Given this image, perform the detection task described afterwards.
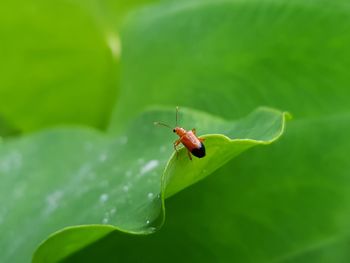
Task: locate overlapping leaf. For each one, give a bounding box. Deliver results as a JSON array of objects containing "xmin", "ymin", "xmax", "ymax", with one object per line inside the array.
[{"xmin": 0, "ymin": 107, "xmax": 287, "ymax": 262}]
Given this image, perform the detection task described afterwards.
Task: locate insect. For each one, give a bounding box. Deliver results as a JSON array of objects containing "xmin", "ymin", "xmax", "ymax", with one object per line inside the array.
[{"xmin": 154, "ymin": 107, "xmax": 206, "ymax": 160}]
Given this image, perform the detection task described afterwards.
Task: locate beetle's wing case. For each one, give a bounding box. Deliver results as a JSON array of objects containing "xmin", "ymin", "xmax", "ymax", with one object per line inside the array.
[
  {"xmin": 181, "ymin": 131, "xmax": 206, "ymax": 158},
  {"xmin": 181, "ymin": 131, "xmax": 200, "ymax": 149}
]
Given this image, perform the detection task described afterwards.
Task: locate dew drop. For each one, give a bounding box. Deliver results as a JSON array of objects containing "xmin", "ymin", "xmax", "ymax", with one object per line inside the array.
[
  {"xmin": 147, "ymin": 192, "xmax": 154, "ymax": 199},
  {"xmin": 110, "ymin": 208, "xmax": 116, "ymax": 214},
  {"xmin": 99, "ymin": 153, "xmax": 108, "ymax": 162},
  {"xmin": 120, "ymin": 136, "xmax": 128, "ymax": 145},
  {"xmin": 0, "ymin": 151, "xmax": 22, "ymax": 173},
  {"xmin": 99, "ymin": 193, "xmax": 109, "ymax": 203},
  {"xmin": 140, "ymin": 160, "xmax": 159, "ymax": 175},
  {"xmin": 44, "ymin": 190, "xmax": 64, "ymax": 215}
]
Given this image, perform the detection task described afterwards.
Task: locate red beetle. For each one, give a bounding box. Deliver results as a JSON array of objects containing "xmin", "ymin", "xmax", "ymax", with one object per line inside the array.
[{"xmin": 154, "ymin": 107, "xmax": 206, "ymax": 160}]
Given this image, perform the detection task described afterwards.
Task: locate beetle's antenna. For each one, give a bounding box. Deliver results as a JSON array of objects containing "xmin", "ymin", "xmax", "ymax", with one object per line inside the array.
[
  {"xmin": 154, "ymin": 121, "xmax": 172, "ymax": 129},
  {"xmin": 176, "ymin": 106, "xmax": 179, "ymax": 127}
]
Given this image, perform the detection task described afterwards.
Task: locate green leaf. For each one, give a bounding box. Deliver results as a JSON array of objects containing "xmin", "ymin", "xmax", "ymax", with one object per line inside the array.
[
  {"xmin": 3, "ymin": 0, "xmax": 350, "ymax": 262},
  {"xmin": 85, "ymin": 0, "xmax": 350, "ymax": 262},
  {"xmin": 0, "ymin": 0, "xmax": 171, "ymax": 133},
  {"xmin": 0, "ymin": 107, "xmax": 287, "ymax": 262},
  {"xmin": 0, "ymin": 0, "xmax": 118, "ymax": 132},
  {"xmin": 163, "ymin": 107, "xmax": 289, "ymax": 198},
  {"xmin": 109, "ymin": 0, "xmax": 350, "ymax": 132},
  {"xmin": 62, "ymin": 114, "xmax": 350, "ymax": 263}
]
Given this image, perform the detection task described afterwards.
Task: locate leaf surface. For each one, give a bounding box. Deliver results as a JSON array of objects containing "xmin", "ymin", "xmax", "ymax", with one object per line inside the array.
[
  {"xmin": 0, "ymin": 0, "xmax": 118, "ymax": 132},
  {"xmin": 0, "ymin": 107, "xmax": 287, "ymax": 262}
]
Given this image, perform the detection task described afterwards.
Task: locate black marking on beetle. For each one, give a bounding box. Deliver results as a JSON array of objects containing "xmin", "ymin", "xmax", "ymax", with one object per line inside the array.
[{"xmin": 191, "ymin": 142, "xmax": 206, "ymax": 158}]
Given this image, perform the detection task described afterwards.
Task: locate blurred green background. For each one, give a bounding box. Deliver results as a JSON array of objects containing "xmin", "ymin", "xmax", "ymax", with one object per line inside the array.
[{"xmin": 1, "ymin": 0, "xmax": 350, "ymax": 262}]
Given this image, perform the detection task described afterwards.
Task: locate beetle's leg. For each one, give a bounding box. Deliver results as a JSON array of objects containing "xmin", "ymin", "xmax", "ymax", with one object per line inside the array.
[
  {"xmin": 199, "ymin": 137, "xmax": 205, "ymax": 142},
  {"xmin": 192, "ymin": 128, "xmax": 197, "ymax": 135},
  {"xmin": 187, "ymin": 150, "xmax": 193, "ymax": 161},
  {"xmin": 173, "ymin": 139, "xmax": 181, "ymax": 158}
]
